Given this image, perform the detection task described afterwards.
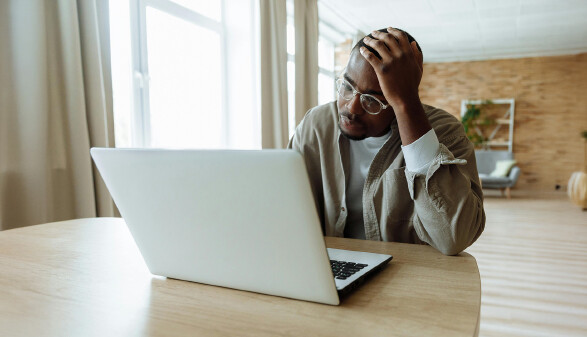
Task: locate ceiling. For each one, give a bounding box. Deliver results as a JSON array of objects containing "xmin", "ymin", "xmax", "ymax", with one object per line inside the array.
[{"xmin": 318, "ymin": 0, "xmax": 587, "ymax": 63}]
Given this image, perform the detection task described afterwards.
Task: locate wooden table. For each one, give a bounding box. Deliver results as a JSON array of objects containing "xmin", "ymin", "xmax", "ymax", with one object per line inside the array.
[{"xmin": 0, "ymin": 218, "xmax": 480, "ymax": 336}]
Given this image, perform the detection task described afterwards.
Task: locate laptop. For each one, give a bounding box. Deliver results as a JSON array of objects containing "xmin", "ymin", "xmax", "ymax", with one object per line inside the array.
[{"xmin": 90, "ymin": 148, "xmax": 392, "ymax": 305}]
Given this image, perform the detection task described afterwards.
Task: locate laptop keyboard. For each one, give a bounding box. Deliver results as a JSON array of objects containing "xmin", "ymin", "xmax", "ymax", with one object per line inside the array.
[{"xmin": 330, "ymin": 260, "xmax": 368, "ymax": 280}]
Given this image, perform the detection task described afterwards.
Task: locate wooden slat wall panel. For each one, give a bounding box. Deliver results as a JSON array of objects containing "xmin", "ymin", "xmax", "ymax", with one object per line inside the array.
[{"xmin": 420, "ymin": 53, "xmax": 587, "ymax": 191}]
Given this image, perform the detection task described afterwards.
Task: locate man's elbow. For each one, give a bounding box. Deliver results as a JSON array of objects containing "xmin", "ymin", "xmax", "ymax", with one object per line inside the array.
[
  {"xmin": 436, "ymin": 242, "xmax": 467, "ymax": 256},
  {"xmin": 437, "ymin": 222, "xmax": 485, "ymax": 256}
]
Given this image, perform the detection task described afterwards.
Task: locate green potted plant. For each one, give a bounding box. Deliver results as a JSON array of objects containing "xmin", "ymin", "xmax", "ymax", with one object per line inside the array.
[{"xmin": 461, "ymin": 100, "xmax": 495, "ymax": 148}]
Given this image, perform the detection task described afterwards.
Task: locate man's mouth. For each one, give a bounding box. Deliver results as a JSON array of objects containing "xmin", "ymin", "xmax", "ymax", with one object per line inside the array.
[{"xmin": 339, "ymin": 114, "xmax": 365, "ymax": 130}]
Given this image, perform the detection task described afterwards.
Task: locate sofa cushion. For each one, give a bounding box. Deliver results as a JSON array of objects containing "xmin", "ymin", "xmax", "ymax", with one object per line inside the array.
[
  {"xmin": 475, "ymin": 150, "xmax": 514, "ymax": 175},
  {"xmin": 490, "ymin": 159, "xmax": 517, "ymax": 177},
  {"xmin": 480, "ymin": 176, "xmax": 511, "ymax": 185}
]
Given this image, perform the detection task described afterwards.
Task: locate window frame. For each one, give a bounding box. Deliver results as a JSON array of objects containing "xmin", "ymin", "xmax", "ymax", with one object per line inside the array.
[
  {"xmin": 317, "ymin": 35, "xmax": 337, "ymax": 104},
  {"xmin": 128, "ymin": 0, "xmax": 228, "ymax": 148}
]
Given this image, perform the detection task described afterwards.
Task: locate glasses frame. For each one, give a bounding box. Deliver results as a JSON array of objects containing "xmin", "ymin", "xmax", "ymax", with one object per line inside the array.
[{"xmin": 336, "ymin": 78, "xmax": 390, "ymax": 115}]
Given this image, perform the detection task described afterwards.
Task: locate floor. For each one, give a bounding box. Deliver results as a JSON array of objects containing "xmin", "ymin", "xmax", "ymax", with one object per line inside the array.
[{"xmin": 465, "ymin": 191, "xmax": 587, "ymax": 337}]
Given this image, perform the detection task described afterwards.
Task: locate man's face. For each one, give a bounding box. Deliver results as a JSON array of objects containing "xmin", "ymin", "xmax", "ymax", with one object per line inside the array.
[{"xmin": 337, "ymin": 50, "xmax": 395, "ymax": 141}]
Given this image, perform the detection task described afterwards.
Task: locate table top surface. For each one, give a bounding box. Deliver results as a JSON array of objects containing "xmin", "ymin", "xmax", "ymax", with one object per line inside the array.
[{"xmin": 0, "ymin": 218, "xmax": 480, "ymax": 337}]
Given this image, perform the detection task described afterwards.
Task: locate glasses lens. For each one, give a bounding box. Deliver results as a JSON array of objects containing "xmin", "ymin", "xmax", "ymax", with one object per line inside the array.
[
  {"xmin": 361, "ymin": 95, "xmax": 382, "ymax": 114},
  {"xmin": 336, "ymin": 79, "xmax": 354, "ymax": 100}
]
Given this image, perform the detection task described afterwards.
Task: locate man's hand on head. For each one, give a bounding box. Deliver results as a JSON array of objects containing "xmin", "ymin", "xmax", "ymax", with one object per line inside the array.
[
  {"xmin": 360, "ymin": 27, "xmax": 431, "ymax": 145},
  {"xmin": 360, "ymin": 27, "xmax": 424, "ymax": 111}
]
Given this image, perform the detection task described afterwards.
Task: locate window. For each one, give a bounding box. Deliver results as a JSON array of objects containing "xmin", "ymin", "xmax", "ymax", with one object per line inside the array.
[
  {"xmin": 109, "ymin": 0, "xmax": 259, "ymax": 149},
  {"xmin": 145, "ymin": 5, "xmax": 224, "ymax": 149},
  {"xmin": 317, "ymin": 1, "xmax": 358, "ymax": 105},
  {"xmin": 285, "ymin": 1, "xmax": 345, "ymax": 137},
  {"xmin": 317, "ymin": 36, "xmax": 336, "ymax": 105}
]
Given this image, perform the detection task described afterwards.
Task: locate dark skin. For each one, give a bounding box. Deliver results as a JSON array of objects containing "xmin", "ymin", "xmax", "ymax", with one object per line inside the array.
[{"xmin": 337, "ymin": 27, "xmax": 432, "ymax": 145}]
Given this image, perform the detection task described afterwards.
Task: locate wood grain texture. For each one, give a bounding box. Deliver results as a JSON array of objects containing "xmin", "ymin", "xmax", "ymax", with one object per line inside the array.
[
  {"xmin": 0, "ymin": 218, "xmax": 480, "ymax": 337},
  {"xmin": 466, "ymin": 192, "xmax": 587, "ymax": 336},
  {"xmin": 419, "ymin": 53, "xmax": 587, "ymax": 191}
]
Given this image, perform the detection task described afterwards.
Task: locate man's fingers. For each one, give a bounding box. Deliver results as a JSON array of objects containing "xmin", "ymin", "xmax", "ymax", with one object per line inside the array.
[
  {"xmin": 386, "ymin": 27, "xmax": 411, "ymax": 51},
  {"xmin": 370, "ymin": 30, "xmax": 400, "ymax": 57},
  {"xmin": 359, "ymin": 46, "xmax": 382, "ymax": 68},
  {"xmin": 362, "ymin": 36, "xmax": 389, "ymax": 60}
]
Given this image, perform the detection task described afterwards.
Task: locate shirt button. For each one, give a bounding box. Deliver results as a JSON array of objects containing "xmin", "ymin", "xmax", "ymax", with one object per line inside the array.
[{"xmin": 341, "ymin": 207, "xmax": 346, "ymax": 212}]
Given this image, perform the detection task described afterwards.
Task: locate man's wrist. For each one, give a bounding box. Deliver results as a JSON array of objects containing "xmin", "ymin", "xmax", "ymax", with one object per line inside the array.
[
  {"xmin": 389, "ymin": 94, "xmax": 422, "ymax": 116},
  {"xmin": 392, "ymin": 95, "xmax": 432, "ymax": 145}
]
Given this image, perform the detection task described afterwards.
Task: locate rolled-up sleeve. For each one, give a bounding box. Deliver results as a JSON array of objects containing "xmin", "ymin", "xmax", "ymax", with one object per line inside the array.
[
  {"xmin": 404, "ymin": 135, "xmax": 485, "ymax": 255},
  {"xmin": 402, "ymin": 128, "xmax": 441, "ymax": 175}
]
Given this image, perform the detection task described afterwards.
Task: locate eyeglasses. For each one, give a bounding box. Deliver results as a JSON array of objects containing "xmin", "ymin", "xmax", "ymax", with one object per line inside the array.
[{"xmin": 336, "ymin": 78, "xmax": 390, "ymax": 115}]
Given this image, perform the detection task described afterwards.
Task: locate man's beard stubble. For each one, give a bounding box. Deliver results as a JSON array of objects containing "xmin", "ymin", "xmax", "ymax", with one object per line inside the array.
[{"xmin": 337, "ymin": 120, "xmax": 367, "ymax": 141}]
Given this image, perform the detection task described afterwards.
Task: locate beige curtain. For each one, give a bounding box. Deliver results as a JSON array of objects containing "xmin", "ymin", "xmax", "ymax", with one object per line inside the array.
[
  {"xmin": 259, "ymin": 0, "xmax": 289, "ymax": 149},
  {"xmin": 0, "ymin": 0, "xmax": 116, "ymax": 230},
  {"xmin": 294, "ymin": 0, "xmax": 318, "ymax": 126}
]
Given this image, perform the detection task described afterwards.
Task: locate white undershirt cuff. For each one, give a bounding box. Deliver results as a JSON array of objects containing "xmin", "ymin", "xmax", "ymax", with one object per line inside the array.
[{"xmin": 401, "ymin": 129, "xmax": 440, "ymax": 175}]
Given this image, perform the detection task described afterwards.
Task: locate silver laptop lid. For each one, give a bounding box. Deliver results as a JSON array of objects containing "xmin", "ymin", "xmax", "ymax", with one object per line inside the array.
[{"xmin": 91, "ymin": 148, "xmax": 340, "ymax": 305}]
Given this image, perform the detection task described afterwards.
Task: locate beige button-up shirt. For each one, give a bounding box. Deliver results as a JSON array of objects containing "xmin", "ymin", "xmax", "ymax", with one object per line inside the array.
[{"xmin": 288, "ymin": 101, "xmax": 485, "ymax": 255}]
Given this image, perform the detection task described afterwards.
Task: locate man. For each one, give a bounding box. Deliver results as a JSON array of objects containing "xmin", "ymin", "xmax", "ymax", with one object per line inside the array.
[{"xmin": 288, "ymin": 27, "xmax": 485, "ymax": 255}]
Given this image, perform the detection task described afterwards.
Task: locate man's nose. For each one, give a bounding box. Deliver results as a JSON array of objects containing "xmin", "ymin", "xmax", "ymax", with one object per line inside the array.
[{"xmin": 347, "ymin": 94, "xmax": 365, "ymax": 115}]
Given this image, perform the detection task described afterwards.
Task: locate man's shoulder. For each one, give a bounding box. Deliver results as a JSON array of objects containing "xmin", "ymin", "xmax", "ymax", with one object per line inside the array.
[
  {"xmin": 301, "ymin": 101, "xmax": 338, "ymax": 127},
  {"xmin": 294, "ymin": 101, "xmax": 339, "ymax": 143},
  {"xmin": 422, "ymin": 104, "xmax": 466, "ymax": 141}
]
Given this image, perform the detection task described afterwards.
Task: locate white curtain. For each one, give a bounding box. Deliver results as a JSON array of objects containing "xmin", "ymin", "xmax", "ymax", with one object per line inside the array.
[
  {"xmin": 0, "ymin": 0, "xmax": 116, "ymax": 230},
  {"xmin": 294, "ymin": 0, "xmax": 318, "ymax": 126},
  {"xmin": 259, "ymin": 0, "xmax": 289, "ymax": 149}
]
